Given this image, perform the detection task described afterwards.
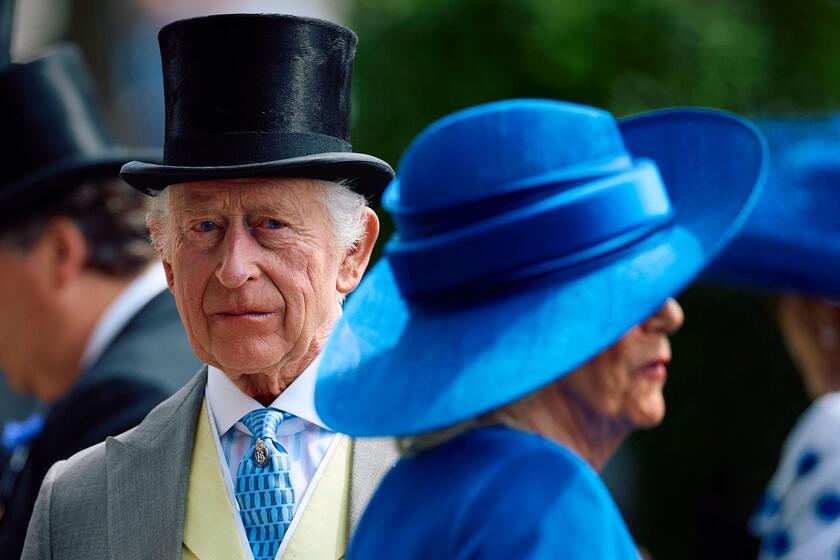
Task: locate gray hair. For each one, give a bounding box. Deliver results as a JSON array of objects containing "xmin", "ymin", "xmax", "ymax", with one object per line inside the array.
[{"xmin": 146, "ymin": 178, "xmax": 368, "ymax": 260}]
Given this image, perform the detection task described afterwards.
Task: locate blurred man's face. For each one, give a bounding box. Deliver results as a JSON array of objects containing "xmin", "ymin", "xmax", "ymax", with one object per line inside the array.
[
  {"xmin": 0, "ymin": 242, "xmax": 55, "ymax": 394},
  {"xmin": 162, "ymin": 178, "xmax": 345, "ymax": 379}
]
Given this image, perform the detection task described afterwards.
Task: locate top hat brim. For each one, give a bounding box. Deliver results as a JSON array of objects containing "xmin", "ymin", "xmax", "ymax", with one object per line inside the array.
[
  {"xmin": 120, "ymin": 152, "xmax": 395, "ymax": 206},
  {"xmin": 313, "ymin": 108, "xmax": 767, "ymax": 437},
  {"xmin": 2, "ymin": 147, "xmax": 162, "ymax": 219}
]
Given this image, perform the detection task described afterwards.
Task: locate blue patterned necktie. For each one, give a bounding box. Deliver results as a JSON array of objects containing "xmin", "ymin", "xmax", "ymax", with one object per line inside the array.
[{"xmin": 235, "ymin": 408, "xmax": 296, "ymax": 560}]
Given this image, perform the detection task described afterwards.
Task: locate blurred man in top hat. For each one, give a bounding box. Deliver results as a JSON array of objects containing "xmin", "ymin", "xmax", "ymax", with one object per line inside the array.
[
  {"xmin": 23, "ymin": 14, "xmax": 397, "ymax": 560},
  {"xmin": 0, "ymin": 1, "xmax": 201, "ymax": 557},
  {"xmin": 0, "ymin": 0, "xmax": 37, "ymax": 438}
]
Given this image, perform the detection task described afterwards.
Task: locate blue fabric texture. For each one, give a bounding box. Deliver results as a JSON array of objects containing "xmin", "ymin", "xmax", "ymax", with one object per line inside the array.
[
  {"xmin": 234, "ymin": 408, "xmax": 296, "ymax": 560},
  {"xmin": 348, "ymin": 426, "xmax": 638, "ymax": 559},
  {"xmin": 1, "ymin": 414, "xmax": 44, "ymax": 451},
  {"xmin": 315, "ymin": 99, "xmax": 768, "ymax": 437},
  {"xmin": 709, "ymin": 115, "xmax": 840, "ymax": 298}
]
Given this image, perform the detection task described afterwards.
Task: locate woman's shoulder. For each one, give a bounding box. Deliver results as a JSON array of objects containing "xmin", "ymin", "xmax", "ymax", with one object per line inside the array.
[
  {"xmin": 447, "ymin": 427, "xmax": 638, "ymax": 559},
  {"xmin": 461, "ymin": 426, "xmax": 610, "ymax": 498}
]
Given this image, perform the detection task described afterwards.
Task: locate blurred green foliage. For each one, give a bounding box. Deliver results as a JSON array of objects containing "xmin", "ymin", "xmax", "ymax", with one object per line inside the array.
[
  {"xmin": 348, "ymin": 1, "xmax": 830, "ymax": 558},
  {"xmin": 349, "ymin": 0, "xmax": 840, "ymax": 167}
]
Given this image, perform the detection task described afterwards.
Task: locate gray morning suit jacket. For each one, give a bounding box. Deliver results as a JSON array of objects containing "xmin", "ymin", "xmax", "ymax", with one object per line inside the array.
[{"xmin": 20, "ymin": 367, "xmax": 396, "ymax": 559}]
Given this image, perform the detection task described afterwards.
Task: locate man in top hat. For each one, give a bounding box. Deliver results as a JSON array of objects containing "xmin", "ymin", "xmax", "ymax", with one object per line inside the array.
[
  {"xmin": 0, "ymin": 1, "xmax": 201, "ymax": 557},
  {"xmin": 23, "ymin": 14, "xmax": 396, "ymax": 560}
]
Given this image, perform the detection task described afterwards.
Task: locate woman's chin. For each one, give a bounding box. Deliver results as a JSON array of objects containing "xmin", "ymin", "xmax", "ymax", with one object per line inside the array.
[{"xmin": 630, "ymin": 398, "xmax": 666, "ymax": 429}]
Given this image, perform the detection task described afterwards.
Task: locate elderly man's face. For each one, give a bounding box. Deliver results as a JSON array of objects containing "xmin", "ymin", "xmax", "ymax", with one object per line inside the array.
[
  {"xmin": 163, "ymin": 178, "xmax": 355, "ymax": 377},
  {"xmin": 559, "ymin": 298, "xmax": 685, "ymax": 430}
]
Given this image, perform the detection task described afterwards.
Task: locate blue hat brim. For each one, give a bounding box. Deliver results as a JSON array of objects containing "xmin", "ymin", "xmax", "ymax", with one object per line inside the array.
[
  {"xmin": 315, "ymin": 108, "xmax": 767, "ymax": 436},
  {"xmin": 708, "ymin": 117, "xmax": 840, "ymax": 298},
  {"xmin": 710, "ymin": 230, "xmax": 840, "ymax": 298}
]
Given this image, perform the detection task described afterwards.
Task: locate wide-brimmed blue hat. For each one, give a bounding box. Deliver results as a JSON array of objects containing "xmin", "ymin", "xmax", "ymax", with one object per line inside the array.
[
  {"xmin": 708, "ymin": 116, "xmax": 840, "ymax": 298},
  {"xmin": 315, "ymin": 99, "xmax": 767, "ymax": 437}
]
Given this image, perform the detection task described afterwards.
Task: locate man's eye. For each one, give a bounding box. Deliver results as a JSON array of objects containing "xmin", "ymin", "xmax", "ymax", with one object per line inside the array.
[
  {"xmin": 260, "ymin": 218, "xmax": 285, "ymax": 230},
  {"xmin": 193, "ymin": 221, "xmax": 218, "ymax": 233}
]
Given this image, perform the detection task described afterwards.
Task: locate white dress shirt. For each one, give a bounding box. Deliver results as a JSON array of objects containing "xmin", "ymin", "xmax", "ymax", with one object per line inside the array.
[
  {"xmin": 205, "ymin": 356, "xmax": 337, "ymax": 558},
  {"xmin": 79, "ymin": 264, "xmax": 168, "ymax": 371}
]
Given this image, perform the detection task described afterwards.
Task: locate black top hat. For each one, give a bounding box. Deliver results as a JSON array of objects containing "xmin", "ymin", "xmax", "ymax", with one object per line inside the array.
[
  {"xmin": 120, "ymin": 14, "xmax": 395, "ymax": 204},
  {"xmin": 0, "ymin": 44, "xmax": 160, "ymax": 217}
]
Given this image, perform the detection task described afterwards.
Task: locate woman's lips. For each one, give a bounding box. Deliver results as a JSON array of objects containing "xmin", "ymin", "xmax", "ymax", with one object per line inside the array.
[{"xmin": 638, "ymin": 358, "xmax": 670, "ymax": 381}]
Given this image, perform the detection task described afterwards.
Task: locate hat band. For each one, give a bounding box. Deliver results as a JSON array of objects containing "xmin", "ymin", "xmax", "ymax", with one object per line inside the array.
[
  {"xmin": 386, "ymin": 160, "xmax": 673, "ymax": 301},
  {"xmin": 387, "ymin": 155, "xmax": 637, "ymax": 238},
  {"xmin": 163, "ymin": 132, "xmax": 351, "ymax": 167}
]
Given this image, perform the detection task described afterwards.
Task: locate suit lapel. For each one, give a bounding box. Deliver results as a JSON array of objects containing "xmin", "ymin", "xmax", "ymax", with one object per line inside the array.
[
  {"xmin": 182, "ymin": 399, "xmax": 248, "ymax": 560},
  {"xmin": 106, "ymin": 368, "xmax": 207, "ymax": 560},
  {"xmin": 347, "ymin": 438, "xmax": 398, "ymax": 536}
]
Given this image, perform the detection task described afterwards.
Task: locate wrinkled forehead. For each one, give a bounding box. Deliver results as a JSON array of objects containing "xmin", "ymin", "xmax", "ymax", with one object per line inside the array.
[{"xmin": 167, "ymin": 177, "xmax": 324, "ymax": 218}]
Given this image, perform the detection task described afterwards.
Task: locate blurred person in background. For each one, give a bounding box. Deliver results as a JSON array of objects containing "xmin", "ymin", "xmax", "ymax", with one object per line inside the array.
[
  {"xmin": 314, "ymin": 99, "xmax": 767, "ymax": 558},
  {"xmin": 0, "ymin": 0, "xmax": 37, "ymax": 443},
  {"xmin": 0, "ymin": 2, "xmax": 200, "ymax": 556},
  {"xmin": 22, "ymin": 14, "xmax": 396, "ymax": 560},
  {"xmin": 711, "ymin": 117, "xmax": 840, "ymax": 559}
]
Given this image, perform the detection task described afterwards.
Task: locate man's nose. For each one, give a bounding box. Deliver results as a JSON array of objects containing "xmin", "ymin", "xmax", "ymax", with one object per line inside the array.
[
  {"xmin": 215, "ymin": 223, "xmax": 261, "ymax": 289},
  {"xmin": 641, "ymin": 297, "xmax": 685, "ymax": 336}
]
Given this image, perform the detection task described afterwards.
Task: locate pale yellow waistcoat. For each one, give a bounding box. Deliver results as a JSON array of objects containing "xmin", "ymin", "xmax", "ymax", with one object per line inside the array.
[{"xmin": 181, "ymin": 400, "xmax": 351, "ymax": 560}]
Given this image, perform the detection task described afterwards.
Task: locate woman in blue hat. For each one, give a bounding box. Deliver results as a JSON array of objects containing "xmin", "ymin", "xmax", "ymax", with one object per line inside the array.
[
  {"xmin": 711, "ymin": 117, "xmax": 840, "ymax": 560},
  {"xmin": 315, "ymin": 99, "xmax": 768, "ymax": 558}
]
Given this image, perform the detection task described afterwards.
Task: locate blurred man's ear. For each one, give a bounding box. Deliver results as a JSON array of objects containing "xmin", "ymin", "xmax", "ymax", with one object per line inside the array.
[
  {"xmin": 336, "ymin": 207, "xmax": 380, "ymax": 297},
  {"xmin": 40, "ymin": 217, "xmax": 88, "ymax": 291}
]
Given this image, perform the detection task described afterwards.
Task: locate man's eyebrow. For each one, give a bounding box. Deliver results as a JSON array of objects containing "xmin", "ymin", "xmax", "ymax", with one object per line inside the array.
[{"xmin": 172, "ymin": 201, "xmax": 303, "ymax": 221}]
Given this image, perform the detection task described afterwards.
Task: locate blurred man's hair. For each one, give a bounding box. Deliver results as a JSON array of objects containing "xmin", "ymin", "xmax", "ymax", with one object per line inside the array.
[{"xmin": 1, "ymin": 177, "xmax": 155, "ymax": 277}]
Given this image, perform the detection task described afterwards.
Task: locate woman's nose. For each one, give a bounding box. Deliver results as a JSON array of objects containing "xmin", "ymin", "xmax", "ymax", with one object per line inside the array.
[{"xmin": 642, "ymin": 298, "xmax": 685, "ymax": 336}]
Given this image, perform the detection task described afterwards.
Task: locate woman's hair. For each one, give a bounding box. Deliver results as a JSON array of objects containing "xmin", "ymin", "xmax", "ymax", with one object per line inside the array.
[{"xmin": 395, "ymin": 411, "xmax": 524, "ymax": 457}]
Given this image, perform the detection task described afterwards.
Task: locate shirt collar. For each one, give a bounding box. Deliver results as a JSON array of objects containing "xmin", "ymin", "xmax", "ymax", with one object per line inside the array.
[
  {"xmin": 80, "ymin": 263, "xmax": 168, "ymax": 371},
  {"xmin": 207, "ymin": 352, "xmax": 330, "ymax": 437}
]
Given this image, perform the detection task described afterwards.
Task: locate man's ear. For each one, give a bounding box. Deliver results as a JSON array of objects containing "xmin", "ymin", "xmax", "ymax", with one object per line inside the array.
[
  {"xmin": 40, "ymin": 217, "xmax": 88, "ymax": 291},
  {"xmin": 336, "ymin": 207, "xmax": 380, "ymax": 297},
  {"xmin": 147, "ymin": 219, "xmax": 176, "ymax": 293},
  {"xmin": 162, "ymin": 259, "xmax": 176, "ymax": 293}
]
